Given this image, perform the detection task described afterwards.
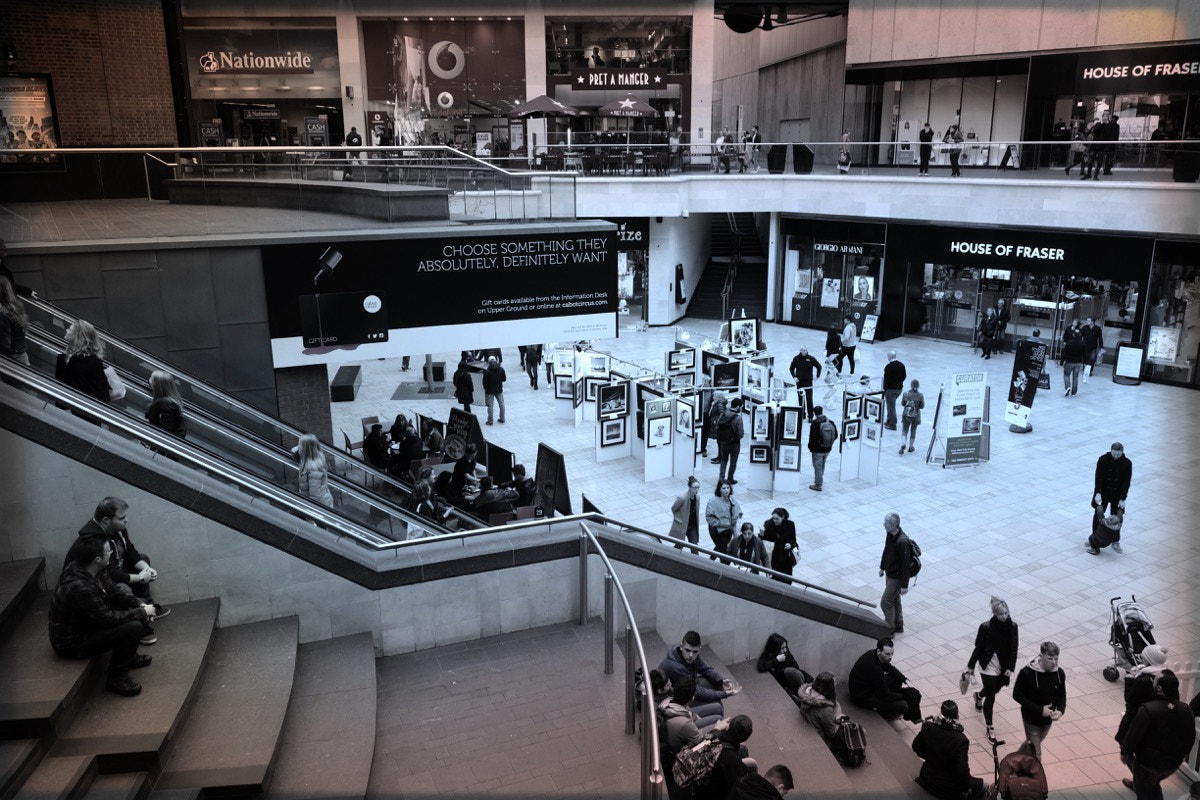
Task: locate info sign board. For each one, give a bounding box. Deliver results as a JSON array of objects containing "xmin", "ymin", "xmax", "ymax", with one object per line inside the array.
[{"xmin": 945, "ymin": 371, "xmax": 986, "ymax": 466}]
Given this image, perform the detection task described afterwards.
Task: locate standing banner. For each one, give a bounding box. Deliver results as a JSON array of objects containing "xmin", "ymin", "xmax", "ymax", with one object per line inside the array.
[
  {"xmin": 946, "ymin": 372, "xmax": 987, "ymax": 466},
  {"xmin": 1004, "ymin": 340, "xmax": 1048, "ymax": 427}
]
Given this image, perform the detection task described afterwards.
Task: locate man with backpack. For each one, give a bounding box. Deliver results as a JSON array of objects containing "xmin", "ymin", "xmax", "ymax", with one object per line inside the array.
[
  {"xmin": 878, "ymin": 512, "xmax": 914, "ymax": 634},
  {"xmin": 716, "ymin": 397, "xmax": 745, "ymax": 485},
  {"xmin": 807, "ymin": 406, "xmax": 837, "ymax": 492}
]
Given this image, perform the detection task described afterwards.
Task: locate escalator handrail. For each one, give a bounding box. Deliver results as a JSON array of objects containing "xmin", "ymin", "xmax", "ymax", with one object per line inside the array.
[
  {"xmin": 22, "ymin": 325, "xmax": 467, "ymax": 537},
  {"xmin": 0, "ymin": 356, "xmax": 400, "ymax": 549},
  {"xmin": 20, "ymin": 296, "xmax": 484, "ymax": 531}
]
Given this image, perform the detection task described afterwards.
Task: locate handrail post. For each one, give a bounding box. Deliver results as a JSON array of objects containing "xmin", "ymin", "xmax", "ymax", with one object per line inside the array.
[
  {"xmin": 577, "ymin": 532, "xmax": 588, "ymax": 625},
  {"xmin": 604, "ymin": 572, "xmax": 615, "ymax": 675},
  {"xmin": 624, "ymin": 624, "xmax": 636, "ymax": 735}
]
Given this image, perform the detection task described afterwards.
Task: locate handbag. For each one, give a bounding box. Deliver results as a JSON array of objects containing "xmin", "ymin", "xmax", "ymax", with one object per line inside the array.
[{"xmin": 104, "ymin": 365, "xmax": 126, "ymax": 401}]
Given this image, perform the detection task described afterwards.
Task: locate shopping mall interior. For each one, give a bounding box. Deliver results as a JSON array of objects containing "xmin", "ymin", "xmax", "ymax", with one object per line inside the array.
[{"xmin": 0, "ymin": 1, "xmax": 1197, "ymax": 799}]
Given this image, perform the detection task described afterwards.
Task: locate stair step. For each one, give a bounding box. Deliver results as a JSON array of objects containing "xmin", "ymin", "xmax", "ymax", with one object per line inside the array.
[
  {"xmin": 0, "ymin": 595, "xmax": 98, "ymax": 740},
  {"xmin": 14, "ymin": 754, "xmax": 94, "ymax": 800},
  {"xmin": 0, "ymin": 739, "xmax": 42, "ymax": 799},
  {"xmin": 49, "ymin": 598, "xmax": 220, "ymax": 772},
  {"xmin": 82, "ymin": 771, "xmax": 150, "ymax": 800},
  {"xmin": 154, "ymin": 616, "xmax": 298, "ymax": 796},
  {"xmin": 840, "ymin": 709, "xmax": 928, "ymax": 798},
  {"xmin": 0, "ymin": 559, "xmax": 44, "ymax": 647},
  {"xmin": 261, "ymin": 632, "xmax": 376, "ymax": 800}
]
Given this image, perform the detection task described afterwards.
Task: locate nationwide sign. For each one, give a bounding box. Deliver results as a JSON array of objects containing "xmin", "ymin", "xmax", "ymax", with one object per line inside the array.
[{"xmin": 198, "ymin": 49, "xmax": 314, "ymax": 75}]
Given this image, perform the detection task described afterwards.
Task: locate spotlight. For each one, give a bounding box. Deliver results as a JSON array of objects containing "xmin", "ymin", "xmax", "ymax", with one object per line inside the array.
[{"xmin": 313, "ymin": 247, "xmax": 343, "ymax": 285}]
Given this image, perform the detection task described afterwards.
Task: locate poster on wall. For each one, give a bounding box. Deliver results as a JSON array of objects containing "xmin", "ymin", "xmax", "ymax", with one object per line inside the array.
[
  {"xmin": 263, "ymin": 231, "xmax": 618, "ymax": 368},
  {"xmin": 820, "ymin": 278, "xmax": 841, "ymax": 308},
  {"xmin": 0, "ymin": 74, "xmax": 62, "ymax": 171}
]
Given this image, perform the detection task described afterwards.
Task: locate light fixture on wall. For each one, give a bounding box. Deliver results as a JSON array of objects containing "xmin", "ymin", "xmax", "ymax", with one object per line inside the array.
[{"xmin": 313, "ymin": 247, "xmax": 343, "ymax": 285}]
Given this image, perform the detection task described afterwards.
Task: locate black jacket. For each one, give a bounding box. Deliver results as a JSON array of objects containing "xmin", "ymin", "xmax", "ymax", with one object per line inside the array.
[
  {"xmin": 912, "ymin": 717, "xmax": 975, "ymax": 800},
  {"xmin": 761, "ymin": 518, "xmax": 797, "ymax": 573},
  {"xmin": 728, "ymin": 771, "xmax": 783, "ymax": 800},
  {"xmin": 481, "ymin": 364, "xmax": 506, "ymax": 394},
  {"xmin": 78, "ymin": 519, "xmax": 145, "ymax": 588},
  {"xmin": 1120, "ymin": 697, "xmax": 1196, "ymax": 771},
  {"xmin": 452, "ymin": 368, "xmax": 474, "ymax": 404},
  {"xmin": 1094, "ymin": 452, "xmax": 1132, "ymax": 500},
  {"xmin": 788, "ymin": 353, "xmax": 821, "ymax": 387},
  {"xmin": 879, "ymin": 529, "xmax": 912, "ymax": 586},
  {"xmin": 1061, "ymin": 337, "xmax": 1087, "ymax": 365},
  {"xmin": 57, "ymin": 352, "xmax": 109, "ymax": 403},
  {"xmin": 967, "ymin": 617, "xmax": 1018, "ymax": 675},
  {"xmin": 807, "ymin": 414, "xmax": 836, "ymax": 454},
  {"xmin": 49, "ymin": 563, "xmax": 147, "ymax": 653},
  {"xmin": 848, "ymin": 648, "xmax": 909, "ymax": 708},
  {"xmin": 882, "ymin": 359, "xmax": 907, "ymax": 391},
  {"xmin": 1012, "ymin": 657, "xmax": 1067, "ymax": 725},
  {"xmin": 146, "ymin": 397, "xmax": 187, "ymax": 438}
]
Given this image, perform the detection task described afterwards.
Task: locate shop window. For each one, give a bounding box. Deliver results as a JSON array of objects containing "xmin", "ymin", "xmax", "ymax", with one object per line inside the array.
[{"xmin": 1144, "ymin": 244, "xmax": 1200, "ymax": 386}]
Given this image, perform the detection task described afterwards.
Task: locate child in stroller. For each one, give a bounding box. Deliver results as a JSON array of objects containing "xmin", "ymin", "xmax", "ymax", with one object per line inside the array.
[{"xmin": 1102, "ymin": 596, "xmax": 1156, "ymax": 682}]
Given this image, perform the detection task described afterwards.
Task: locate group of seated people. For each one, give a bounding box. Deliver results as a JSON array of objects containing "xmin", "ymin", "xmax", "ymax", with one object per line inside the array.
[
  {"xmin": 648, "ymin": 631, "xmax": 990, "ymax": 800},
  {"xmin": 362, "ymin": 414, "xmax": 443, "ymax": 479},
  {"xmin": 401, "ymin": 442, "xmax": 537, "ymax": 531}
]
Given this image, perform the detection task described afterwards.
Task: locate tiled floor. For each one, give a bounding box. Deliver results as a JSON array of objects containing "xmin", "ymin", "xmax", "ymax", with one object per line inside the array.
[{"xmin": 342, "ymin": 320, "xmax": 1199, "ymax": 799}]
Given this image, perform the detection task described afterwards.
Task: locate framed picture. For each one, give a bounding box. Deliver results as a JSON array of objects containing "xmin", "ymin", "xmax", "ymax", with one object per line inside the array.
[
  {"xmin": 554, "ymin": 350, "xmax": 574, "ymax": 375},
  {"xmin": 820, "ymin": 278, "xmax": 841, "ymax": 309},
  {"xmin": 598, "ymin": 382, "xmax": 628, "ymax": 419},
  {"xmin": 702, "ymin": 349, "xmax": 728, "ymax": 379},
  {"xmin": 711, "ymin": 361, "xmax": 741, "ymax": 389},
  {"xmin": 743, "ymin": 362, "xmax": 767, "ymax": 402},
  {"xmin": 862, "ymin": 423, "xmax": 880, "ymax": 448},
  {"xmin": 844, "ymin": 419, "xmax": 860, "ymax": 441},
  {"xmin": 781, "ymin": 408, "xmax": 801, "ymax": 441},
  {"xmin": 668, "ymin": 347, "xmax": 696, "ymax": 371},
  {"xmin": 776, "ymin": 443, "xmax": 800, "ymax": 472},
  {"xmin": 864, "ymin": 398, "xmax": 882, "ymax": 424},
  {"xmin": 601, "ymin": 418, "xmax": 625, "ymax": 447},
  {"xmin": 573, "ymin": 377, "xmax": 585, "ymax": 408},
  {"xmin": 0, "ymin": 74, "xmax": 63, "ymax": 172},
  {"xmin": 729, "ymin": 317, "xmax": 758, "ymax": 354},
  {"xmin": 585, "ymin": 376, "xmax": 605, "ymax": 402},
  {"xmin": 588, "ymin": 353, "xmax": 610, "ymax": 376},
  {"xmin": 646, "ymin": 398, "xmax": 673, "ymax": 417},
  {"xmin": 751, "ymin": 405, "xmax": 771, "ymax": 441},
  {"xmin": 676, "ymin": 399, "xmax": 694, "ymax": 437},
  {"xmin": 647, "ymin": 415, "xmax": 672, "ymax": 448},
  {"xmin": 749, "ymin": 444, "xmax": 771, "ymax": 465},
  {"xmin": 845, "ymin": 397, "xmax": 862, "ymax": 419},
  {"xmin": 670, "ymin": 372, "xmax": 695, "ymax": 391},
  {"xmin": 555, "ymin": 375, "xmax": 574, "ymax": 399}
]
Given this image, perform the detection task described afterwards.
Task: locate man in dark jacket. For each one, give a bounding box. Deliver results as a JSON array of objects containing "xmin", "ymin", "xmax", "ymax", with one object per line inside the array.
[
  {"xmin": 472, "ymin": 476, "xmax": 518, "ymax": 517},
  {"xmin": 716, "ymin": 398, "xmax": 745, "ymax": 485},
  {"xmin": 1120, "ymin": 671, "xmax": 1196, "ymax": 799},
  {"xmin": 1061, "ymin": 334, "xmax": 1087, "ymax": 396},
  {"xmin": 698, "ymin": 715, "xmax": 753, "ymax": 800},
  {"xmin": 788, "ymin": 347, "xmax": 821, "ymax": 420},
  {"xmin": 878, "ymin": 512, "xmax": 912, "ymax": 634},
  {"xmin": 882, "ymin": 351, "xmax": 907, "ymax": 429},
  {"xmin": 78, "ymin": 496, "xmax": 166, "ymax": 629},
  {"xmin": 1011, "ymin": 641, "xmax": 1066, "ymax": 760},
  {"xmin": 1092, "ymin": 111, "xmax": 1120, "ymax": 177},
  {"xmin": 912, "ymin": 701, "xmax": 986, "ymax": 800},
  {"xmin": 523, "ymin": 343, "xmax": 542, "ymax": 388},
  {"xmin": 482, "ymin": 356, "xmax": 506, "ymax": 425},
  {"xmin": 807, "ymin": 406, "xmax": 837, "ymax": 492},
  {"xmin": 505, "ymin": 463, "xmax": 535, "ymax": 507},
  {"xmin": 362, "ymin": 423, "xmax": 391, "ymax": 471},
  {"xmin": 50, "ymin": 535, "xmax": 155, "ymax": 696},
  {"xmin": 659, "ymin": 631, "xmax": 739, "ymax": 721},
  {"xmin": 848, "ymin": 637, "xmax": 922, "ymax": 723},
  {"xmin": 729, "ymin": 764, "xmax": 793, "ymax": 799},
  {"xmin": 1094, "ymin": 442, "xmax": 1132, "ymax": 520}
]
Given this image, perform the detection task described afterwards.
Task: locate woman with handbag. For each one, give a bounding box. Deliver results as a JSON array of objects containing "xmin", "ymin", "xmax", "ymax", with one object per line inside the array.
[
  {"xmin": 56, "ymin": 319, "xmax": 114, "ymax": 403},
  {"xmin": 964, "ymin": 596, "xmax": 1018, "ymax": 742},
  {"xmin": 943, "ymin": 123, "xmax": 964, "ymax": 177},
  {"xmin": 762, "ymin": 507, "xmax": 798, "ymax": 583},
  {"xmin": 704, "ymin": 479, "xmax": 742, "ymax": 563}
]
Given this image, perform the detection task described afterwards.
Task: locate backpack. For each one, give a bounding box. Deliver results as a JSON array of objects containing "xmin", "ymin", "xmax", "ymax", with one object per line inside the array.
[
  {"xmin": 716, "ymin": 411, "xmax": 738, "ymax": 445},
  {"xmin": 904, "ymin": 536, "xmax": 923, "ymax": 580},
  {"xmin": 671, "ymin": 738, "xmax": 723, "ymax": 794},
  {"xmin": 817, "ymin": 418, "xmax": 836, "ymax": 449},
  {"xmin": 902, "ymin": 398, "xmax": 918, "ymax": 421},
  {"xmin": 830, "ymin": 720, "xmax": 867, "ymax": 767}
]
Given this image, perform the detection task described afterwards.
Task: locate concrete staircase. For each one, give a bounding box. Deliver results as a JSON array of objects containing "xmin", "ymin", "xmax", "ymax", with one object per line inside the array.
[
  {"xmin": 689, "ymin": 213, "xmax": 769, "ymax": 320},
  {"xmin": 0, "ymin": 559, "xmax": 375, "ymax": 800}
]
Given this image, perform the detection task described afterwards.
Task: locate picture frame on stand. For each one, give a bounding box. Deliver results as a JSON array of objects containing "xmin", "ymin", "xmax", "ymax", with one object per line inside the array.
[
  {"xmin": 845, "ymin": 397, "xmax": 862, "ymax": 419},
  {"xmin": 598, "ymin": 382, "xmax": 629, "ymax": 419},
  {"xmin": 668, "ymin": 348, "xmax": 696, "ymax": 371},
  {"xmin": 729, "ymin": 317, "xmax": 758, "ymax": 354},
  {"xmin": 585, "ymin": 376, "xmax": 605, "ymax": 402},
  {"xmin": 676, "ymin": 399, "xmax": 695, "ymax": 438},
  {"xmin": 601, "ymin": 418, "xmax": 625, "ymax": 447},
  {"xmin": 555, "ymin": 375, "xmax": 574, "ymax": 399},
  {"xmin": 751, "ymin": 405, "xmax": 771, "ymax": 441},
  {"xmin": 749, "ymin": 444, "xmax": 771, "ymax": 466},
  {"xmin": 844, "ymin": 419, "xmax": 861, "ymax": 441},
  {"xmin": 864, "ymin": 397, "xmax": 882, "ymax": 424},
  {"xmin": 647, "ymin": 415, "xmax": 673, "ymax": 448},
  {"xmin": 780, "ymin": 408, "xmax": 800, "ymax": 441},
  {"xmin": 776, "ymin": 443, "xmax": 800, "ymax": 471}
]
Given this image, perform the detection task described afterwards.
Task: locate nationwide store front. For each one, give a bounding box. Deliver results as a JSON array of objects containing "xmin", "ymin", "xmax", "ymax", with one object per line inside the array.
[{"xmin": 182, "ymin": 18, "xmax": 345, "ymax": 148}]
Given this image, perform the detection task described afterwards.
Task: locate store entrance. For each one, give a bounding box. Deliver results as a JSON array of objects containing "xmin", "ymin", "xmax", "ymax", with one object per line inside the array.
[{"xmin": 910, "ymin": 264, "xmax": 980, "ymax": 344}]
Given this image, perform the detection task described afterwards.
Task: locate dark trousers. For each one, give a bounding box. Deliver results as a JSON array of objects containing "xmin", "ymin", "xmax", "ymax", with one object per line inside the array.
[
  {"xmin": 719, "ymin": 441, "xmax": 741, "ymax": 481},
  {"xmin": 919, "ymin": 146, "xmax": 931, "ymax": 173},
  {"xmin": 836, "ymin": 346, "xmax": 856, "ymax": 374},
  {"xmin": 54, "ymin": 619, "xmax": 144, "ymax": 674},
  {"xmin": 949, "ymin": 152, "xmax": 961, "ymax": 176},
  {"xmin": 798, "ymin": 385, "xmax": 815, "ymax": 419},
  {"xmin": 709, "ymin": 526, "xmax": 733, "ymax": 562},
  {"xmin": 674, "ymin": 526, "xmax": 699, "ymax": 553},
  {"xmin": 1131, "ymin": 760, "xmax": 1174, "ymax": 800},
  {"xmin": 978, "ymin": 672, "xmax": 1004, "ymax": 726},
  {"xmin": 526, "ymin": 361, "xmax": 539, "ymax": 388},
  {"xmin": 884, "ymin": 388, "xmax": 901, "ymax": 427}
]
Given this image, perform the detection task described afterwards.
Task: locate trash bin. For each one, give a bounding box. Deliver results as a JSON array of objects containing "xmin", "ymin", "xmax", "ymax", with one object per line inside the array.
[{"xmin": 792, "ymin": 144, "xmax": 815, "ymax": 174}]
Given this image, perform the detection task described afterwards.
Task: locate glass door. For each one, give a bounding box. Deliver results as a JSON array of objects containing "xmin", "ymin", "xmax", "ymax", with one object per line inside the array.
[{"xmin": 912, "ymin": 263, "xmax": 979, "ymax": 343}]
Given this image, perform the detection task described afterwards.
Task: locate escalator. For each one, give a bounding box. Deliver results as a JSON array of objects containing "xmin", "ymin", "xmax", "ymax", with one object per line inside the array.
[{"xmin": 15, "ymin": 298, "xmax": 484, "ymax": 545}]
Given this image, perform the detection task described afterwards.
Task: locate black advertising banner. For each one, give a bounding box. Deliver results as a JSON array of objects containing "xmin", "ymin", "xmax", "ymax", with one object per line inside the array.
[
  {"xmin": 533, "ymin": 444, "xmax": 571, "ymax": 517},
  {"xmin": 442, "ymin": 408, "xmax": 486, "ymax": 466},
  {"xmin": 263, "ymin": 230, "xmax": 618, "ymax": 368},
  {"xmin": 1004, "ymin": 340, "xmax": 1048, "ymax": 428}
]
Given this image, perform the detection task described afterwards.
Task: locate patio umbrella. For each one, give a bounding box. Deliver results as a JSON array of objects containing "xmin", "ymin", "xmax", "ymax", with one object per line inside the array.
[
  {"xmin": 508, "ymin": 95, "xmax": 579, "ymax": 150},
  {"xmin": 598, "ymin": 93, "xmax": 658, "ymax": 149}
]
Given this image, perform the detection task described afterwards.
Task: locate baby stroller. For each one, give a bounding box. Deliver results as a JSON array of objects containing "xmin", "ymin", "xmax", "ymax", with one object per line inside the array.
[
  {"xmin": 987, "ymin": 738, "xmax": 1048, "ymax": 800},
  {"xmin": 1102, "ymin": 595, "xmax": 1156, "ymax": 681}
]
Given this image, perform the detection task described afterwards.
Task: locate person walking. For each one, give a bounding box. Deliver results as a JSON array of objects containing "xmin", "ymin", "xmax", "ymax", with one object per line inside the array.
[
  {"xmin": 452, "ymin": 360, "xmax": 474, "ymax": 413},
  {"xmin": 1012, "ymin": 641, "xmax": 1066, "ymax": 760},
  {"xmin": 882, "ymin": 351, "xmax": 906, "ymax": 430},
  {"xmin": 705, "ymin": 479, "xmax": 742, "ymax": 561},
  {"xmin": 978, "ymin": 307, "xmax": 999, "ymax": 359},
  {"xmin": 808, "ymin": 406, "xmax": 837, "ymax": 492},
  {"xmin": 1061, "ymin": 333, "xmax": 1086, "ymax": 396},
  {"xmin": 343, "ymin": 126, "xmax": 362, "ymax": 181},
  {"xmin": 899, "ymin": 380, "xmax": 924, "ymax": 455},
  {"xmin": 1120, "ymin": 671, "xmax": 1197, "ymax": 800},
  {"xmin": 482, "ymin": 356, "xmax": 506, "ymax": 425},
  {"xmin": 835, "ymin": 315, "xmax": 858, "ymax": 375},
  {"xmin": 943, "ymin": 123, "xmax": 964, "ymax": 177},
  {"xmin": 725, "ymin": 522, "xmax": 769, "ymax": 572},
  {"xmin": 715, "ymin": 397, "xmax": 745, "ymax": 484},
  {"xmin": 994, "ymin": 298, "xmax": 1012, "ymax": 353},
  {"xmin": 918, "ymin": 122, "xmax": 934, "ymax": 176},
  {"xmin": 761, "ymin": 507, "xmax": 798, "ymax": 583},
  {"xmin": 824, "ymin": 324, "xmax": 841, "ymax": 363},
  {"xmin": 523, "ymin": 343, "xmax": 543, "ymax": 389},
  {"xmin": 668, "ymin": 476, "xmax": 702, "ymax": 552},
  {"xmin": 878, "ymin": 512, "xmax": 913, "ymax": 634},
  {"xmin": 789, "ymin": 347, "xmax": 822, "ymax": 420},
  {"xmin": 1093, "ymin": 442, "xmax": 1131, "ymax": 553},
  {"xmin": 56, "ymin": 319, "xmax": 112, "ymax": 403},
  {"xmin": 1079, "ymin": 316, "xmax": 1103, "ymax": 381},
  {"xmin": 964, "ymin": 597, "xmax": 1018, "ymax": 742}
]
